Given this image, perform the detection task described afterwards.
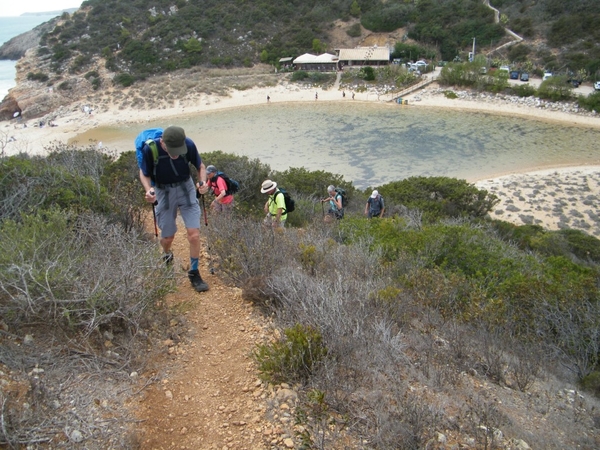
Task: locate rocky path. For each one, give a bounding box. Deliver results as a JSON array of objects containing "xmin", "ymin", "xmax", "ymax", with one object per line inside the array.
[{"xmin": 131, "ymin": 233, "xmax": 299, "ymax": 449}]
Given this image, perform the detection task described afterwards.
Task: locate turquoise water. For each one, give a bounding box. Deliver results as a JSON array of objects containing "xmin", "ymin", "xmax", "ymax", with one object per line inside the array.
[{"xmin": 72, "ymin": 102, "xmax": 600, "ymax": 189}]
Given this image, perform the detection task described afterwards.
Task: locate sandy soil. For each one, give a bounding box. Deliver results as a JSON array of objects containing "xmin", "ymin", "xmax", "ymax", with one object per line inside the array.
[{"xmin": 132, "ymin": 222, "xmax": 303, "ymax": 450}]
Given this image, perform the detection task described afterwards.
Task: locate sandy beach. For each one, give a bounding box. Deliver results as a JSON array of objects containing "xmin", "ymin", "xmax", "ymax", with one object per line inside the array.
[{"xmin": 2, "ymin": 77, "xmax": 600, "ymax": 236}]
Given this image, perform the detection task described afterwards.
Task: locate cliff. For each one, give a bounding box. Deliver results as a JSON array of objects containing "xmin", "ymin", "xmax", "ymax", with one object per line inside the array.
[{"xmin": 0, "ymin": 19, "xmax": 57, "ymax": 60}]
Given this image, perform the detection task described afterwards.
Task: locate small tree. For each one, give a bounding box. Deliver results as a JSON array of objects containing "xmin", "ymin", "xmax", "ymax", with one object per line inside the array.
[
  {"xmin": 360, "ymin": 66, "xmax": 376, "ymax": 81},
  {"xmin": 312, "ymin": 39, "xmax": 325, "ymax": 54},
  {"xmin": 350, "ymin": 0, "xmax": 361, "ymax": 17},
  {"xmin": 183, "ymin": 37, "xmax": 202, "ymax": 53}
]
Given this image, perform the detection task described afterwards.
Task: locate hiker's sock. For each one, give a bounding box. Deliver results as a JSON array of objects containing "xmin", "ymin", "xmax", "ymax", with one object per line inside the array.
[{"xmin": 190, "ymin": 257, "xmax": 199, "ymax": 271}]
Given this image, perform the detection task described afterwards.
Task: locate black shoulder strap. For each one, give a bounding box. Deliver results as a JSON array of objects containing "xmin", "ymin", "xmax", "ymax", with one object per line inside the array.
[{"xmin": 272, "ymin": 190, "xmax": 286, "ymax": 213}]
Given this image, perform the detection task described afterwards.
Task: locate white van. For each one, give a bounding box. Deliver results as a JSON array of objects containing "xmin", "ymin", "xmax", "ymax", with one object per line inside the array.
[{"xmin": 543, "ymin": 72, "xmax": 553, "ymax": 81}]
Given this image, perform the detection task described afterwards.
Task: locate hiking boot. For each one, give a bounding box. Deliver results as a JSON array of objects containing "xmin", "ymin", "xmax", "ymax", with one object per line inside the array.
[
  {"xmin": 188, "ymin": 270, "xmax": 209, "ymax": 292},
  {"xmin": 162, "ymin": 251, "xmax": 174, "ymax": 266}
]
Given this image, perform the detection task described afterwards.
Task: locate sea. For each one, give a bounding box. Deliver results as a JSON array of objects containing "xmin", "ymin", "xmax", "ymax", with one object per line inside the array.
[{"xmin": 0, "ymin": 14, "xmax": 60, "ymax": 100}]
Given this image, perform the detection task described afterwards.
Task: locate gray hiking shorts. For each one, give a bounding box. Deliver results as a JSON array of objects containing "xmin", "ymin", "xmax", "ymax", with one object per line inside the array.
[{"xmin": 155, "ymin": 178, "xmax": 201, "ymax": 238}]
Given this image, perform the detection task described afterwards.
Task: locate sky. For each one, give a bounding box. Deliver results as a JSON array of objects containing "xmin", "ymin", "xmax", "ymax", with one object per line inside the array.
[{"xmin": 1, "ymin": 0, "xmax": 82, "ymax": 17}]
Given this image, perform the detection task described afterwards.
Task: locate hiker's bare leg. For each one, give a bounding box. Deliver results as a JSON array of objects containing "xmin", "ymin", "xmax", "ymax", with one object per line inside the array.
[
  {"xmin": 187, "ymin": 228, "xmax": 200, "ymax": 259},
  {"xmin": 161, "ymin": 236, "xmax": 175, "ymax": 253}
]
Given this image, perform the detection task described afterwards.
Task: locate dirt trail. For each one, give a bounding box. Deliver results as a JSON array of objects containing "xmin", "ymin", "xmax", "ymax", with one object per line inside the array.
[{"xmin": 131, "ymin": 230, "xmax": 284, "ymax": 449}]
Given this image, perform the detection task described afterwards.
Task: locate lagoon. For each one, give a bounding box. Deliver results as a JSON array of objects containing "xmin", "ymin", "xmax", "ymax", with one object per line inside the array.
[{"xmin": 71, "ymin": 102, "xmax": 600, "ymax": 189}]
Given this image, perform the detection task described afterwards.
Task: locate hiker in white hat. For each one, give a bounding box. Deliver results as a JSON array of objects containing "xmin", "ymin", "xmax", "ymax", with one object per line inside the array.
[
  {"xmin": 261, "ymin": 179, "xmax": 287, "ymax": 228},
  {"xmin": 365, "ymin": 189, "xmax": 385, "ymax": 218}
]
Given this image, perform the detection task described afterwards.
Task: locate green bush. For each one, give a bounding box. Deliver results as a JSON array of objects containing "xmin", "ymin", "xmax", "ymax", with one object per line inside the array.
[
  {"xmin": 580, "ymin": 371, "xmax": 600, "ymax": 396},
  {"xmin": 577, "ymin": 91, "xmax": 600, "ymax": 112},
  {"xmin": 537, "ymin": 76, "xmax": 573, "ymax": 101},
  {"xmin": 0, "ymin": 152, "xmax": 110, "ymax": 221},
  {"xmin": 378, "ymin": 176, "xmax": 499, "ymax": 222},
  {"xmin": 200, "ymin": 150, "xmax": 270, "ymax": 215},
  {"xmin": 254, "ymin": 323, "xmax": 327, "ymax": 383},
  {"xmin": 510, "ymin": 83, "xmax": 537, "ymax": 97},
  {"xmin": 490, "ymin": 222, "xmax": 600, "ymax": 265},
  {"xmin": 291, "ymin": 70, "xmax": 309, "ymax": 81},
  {"xmin": 346, "ymin": 23, "xmax": 361, "ymax": 38},
  {"xmin": 439, "ymin": 63, "xmax": 478, "ymax": 88},
  {"xmin": 271, "ymin": 167, "xmax": 356, "ymax": 203},
  {"xmin": 444, "ymin": 90, "xmax": 458, "ymax": 99},
  {"xmin": 359, "ymin": 66, "xmax": 375, "ymax": 81},
  {"xmin": 114, "ymin": 72, "xmax": 135, "ymax": 87},
  {"xmin": 27, "ymin": 72, "xmax": 49, "ymax": 82},
  {"xmin": 0, "ymin": 209, "xmax": 172, "ymax": 332},
  {"xmin": 361, "ymin": 4, "xmax": 411, "ymax": 32}
]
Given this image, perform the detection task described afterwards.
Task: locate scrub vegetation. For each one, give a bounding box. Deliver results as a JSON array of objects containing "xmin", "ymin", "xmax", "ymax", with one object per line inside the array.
[
  {"xmin": 1, "ymin": 141, "xmax": 600, "ymax": 447},
  {"xmin": 29, "ymin": 0, "xmax": 600, "ymax": 87}
]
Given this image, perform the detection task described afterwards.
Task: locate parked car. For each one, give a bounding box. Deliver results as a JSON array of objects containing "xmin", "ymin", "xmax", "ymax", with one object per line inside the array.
[
  {"xmin": 595, "ymin": 81, "xmax": 600, "ymax": 91},
  {"xmin": 520, "ymin": 72, "xmax": 529, "ymax": 82},
  {"xmin": 499, "ymin": 65, "xmax": 510, "ymax": 74},
  {"xmin": 510, "ymin": 70, "xmax": 520, "ymax": 80},
  {"xmin": 567, "ymin": 78, "xmax": 581, "ymax": 88},
  {"xmin": 415, "ymin": 60, "xmax": 428, "ymax": 70},
  {"xmin": 543, "ymin": 72, "xmax": 553, "ymax": 81}
]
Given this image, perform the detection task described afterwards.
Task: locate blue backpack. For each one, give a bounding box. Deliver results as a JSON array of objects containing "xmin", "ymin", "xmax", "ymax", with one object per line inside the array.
[
  {"xmin": 135, "ymin": 128, "xmax": 163, "ymax": 169},
  {"xmin": 135, "ymin": 128, "xmax": 191, "ymax": 183}
]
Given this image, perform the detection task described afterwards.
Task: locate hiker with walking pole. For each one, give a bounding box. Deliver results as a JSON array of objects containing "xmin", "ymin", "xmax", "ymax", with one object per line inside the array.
[
  {"xmin": 321, "ymin": 185, "xmax": 344, "ymax": 223},
  {"xmin": 205, "ymin": 165, "xmax": 235, "ymax": 214},
  {"xmin": 139, "ymin": 125, "xmax": 210, "ymax": 292}
]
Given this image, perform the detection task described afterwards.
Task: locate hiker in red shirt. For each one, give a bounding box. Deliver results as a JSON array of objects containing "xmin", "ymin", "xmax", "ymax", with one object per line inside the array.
[{"xmin": 206, "ymin": 165, "xmax": 235, "ymax": 213}]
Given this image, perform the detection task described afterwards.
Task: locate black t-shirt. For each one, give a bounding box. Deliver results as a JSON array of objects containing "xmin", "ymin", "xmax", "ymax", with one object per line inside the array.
[{"xmin": 141, "ymin": 137, "xmax": 202, "ymax": 184}]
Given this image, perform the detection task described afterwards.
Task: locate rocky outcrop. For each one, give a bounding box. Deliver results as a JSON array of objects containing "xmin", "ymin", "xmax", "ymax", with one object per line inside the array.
[
  {"xmin": 0, "ymin": 19, "xmax": 57, "ymax": 60},
  {"xmin": 0, "ymin": 41, "xmax": 110, "ymax": 122},
  {"xmin": 0, "ymin": 95, "xmax": 21, "ymax": 121}
]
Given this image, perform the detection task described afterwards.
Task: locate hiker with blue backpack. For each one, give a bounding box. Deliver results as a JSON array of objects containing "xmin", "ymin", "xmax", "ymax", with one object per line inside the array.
[
  {"xmin": 137, "ymin": 125, "xmax": 210, "ymax": 293},
  {"xmin": 206, "ymin": 165, "xmax": 236, "ymax": 213}
]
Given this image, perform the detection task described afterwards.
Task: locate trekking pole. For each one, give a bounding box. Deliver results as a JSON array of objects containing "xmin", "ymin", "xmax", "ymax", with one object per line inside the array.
[
  {"xmin": 152, "ymin": 202, "xmax": 159, "ymax": 238},
  {"xmin": 150, "ymin": 189, "xmax": 158, "ymax": 238},
  {"xmin": 321, "ymin": 200, "xmax": 325, "ymax": 218},
  {"xmin": 198, "ymin": 192, "xmax": 208, "ymax": 226},
  {"xmin": 199, "ymin": 193, "xmax": 215, "ymax": 274}
]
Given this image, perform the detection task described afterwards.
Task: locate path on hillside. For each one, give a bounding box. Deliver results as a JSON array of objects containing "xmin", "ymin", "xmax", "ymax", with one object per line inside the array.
[
  {"xmin": 131, "ymin": 229, "xmax": 295, "ymax": 449},
  {"xmin": 483, "ymin": 0, "xmax": 523, "ymax": 55}
]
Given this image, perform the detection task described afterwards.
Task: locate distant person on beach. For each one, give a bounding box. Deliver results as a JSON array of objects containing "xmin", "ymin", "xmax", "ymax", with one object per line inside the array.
[
  {"xmin": 267, "ymin": 95, "xmax": 270, "ymax": 103},
  {"xmin": 315, "ymin": 92, "xmax": 318, "ymax": 100},
  {"xmin": 261, "ymin": 179, "xmax": 287, "ymax": 228},
  {"xmin": 321, "ymin": 185, "xmax": 344, "ymax": 222},
  {"xmin": 365, "ymin": 190, "xmax": 385, "ymax": 218},
  {"xmin": 138, "ymin": 125, "xmax": 210, "ymax": 292},
  {"xmin": 343, "ymin": 91, "xmax": 346, "ymax": 98},
  {"xmin": 352, "ymin": 92, "xmax": 355, "ymax": 100},
  {"xmin": 206, "ymin": 165, "xmax": 235, "ymax": 213}
]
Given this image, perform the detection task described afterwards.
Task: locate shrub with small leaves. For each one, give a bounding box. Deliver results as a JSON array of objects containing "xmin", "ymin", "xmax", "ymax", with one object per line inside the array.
[{"xmin": 254, "ymin": 323, "xmax": 327, "ymax": 383}]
